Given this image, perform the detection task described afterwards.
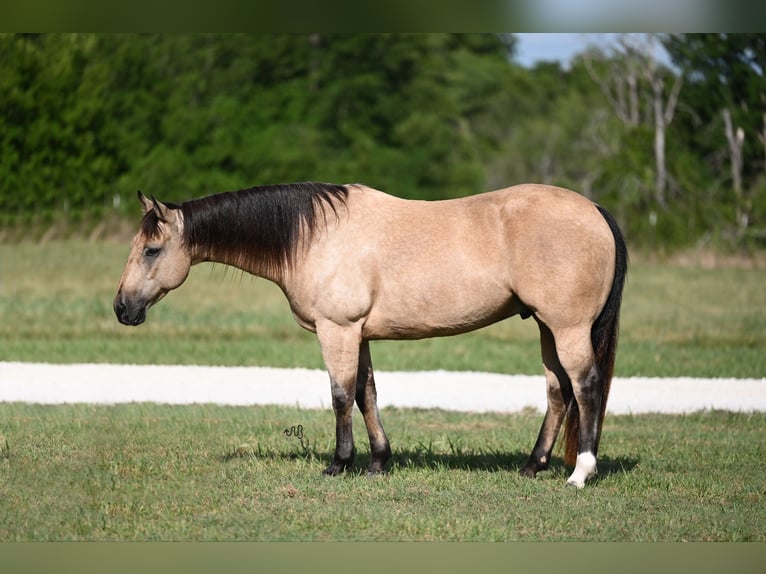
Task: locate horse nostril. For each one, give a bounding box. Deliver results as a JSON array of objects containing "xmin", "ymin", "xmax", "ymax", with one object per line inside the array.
[
  {"xmin": 114, "ymin": 297, "xmax": 121, "ymax": 312},
  {"xmin": 113, "ymin": 294, "xmax": 128, "ymax": 321},
  {"xmin": 113, "ymin": 293, "xmax": 147, "ymax": 326}
]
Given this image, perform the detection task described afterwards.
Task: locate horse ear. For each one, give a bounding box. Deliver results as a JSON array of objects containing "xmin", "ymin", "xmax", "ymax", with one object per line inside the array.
[
  {"xmin": 137, "ymin": 190, "xmax": 153, "ymax": 214},
  {"xmin": 152, "ymin": 196, "xmax": 176, "ymax": 223},
  {"xmin": 150, "ymin": 196, "xmax": 180, "ymax": 226},
  {"xmin": 137, "ymin": 190, "xmax": 180, "ymax": 226}
]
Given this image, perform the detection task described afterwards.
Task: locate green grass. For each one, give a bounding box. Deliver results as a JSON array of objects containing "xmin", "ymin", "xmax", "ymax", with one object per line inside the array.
[
  {"xmin": 1, "ymin": 239, "xmax": 765, "ymax": 376},
  {"xmin": 0, "ymin": 403, "xmax": 763, "ymax": 541}
]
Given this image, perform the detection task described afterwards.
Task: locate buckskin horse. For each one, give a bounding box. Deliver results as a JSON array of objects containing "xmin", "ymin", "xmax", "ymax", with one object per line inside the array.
[{"xmin": 114, "ymin": 182, "xmax": 627, "ymax": 487}]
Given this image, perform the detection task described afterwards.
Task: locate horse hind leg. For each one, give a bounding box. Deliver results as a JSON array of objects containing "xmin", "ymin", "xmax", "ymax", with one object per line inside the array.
[
  {"xmin": 355, "ymin": 340, "xmax": 392, "ymax": 475},
  {"xmin": 520, "ymin": 321, "xmax": 573, "ymax": 478},
  {"xmin": 555, "ymin": 327, "xmax": 605, "ymax": 488}
]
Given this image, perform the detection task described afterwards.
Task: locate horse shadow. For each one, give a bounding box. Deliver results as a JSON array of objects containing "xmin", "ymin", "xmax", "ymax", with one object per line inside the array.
[
  {"xmin": 385, "ymin": 449, "xmax": 639, "ymax": 483},
  {"xmin": 224, "ymin": 444, "xmax": 639, "ymax": 483}
]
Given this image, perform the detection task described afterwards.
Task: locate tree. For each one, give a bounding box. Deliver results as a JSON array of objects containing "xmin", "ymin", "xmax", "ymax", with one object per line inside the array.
[
  {"xmin": 584, "ymin": 34, "xmax": 682, "ymax": 207},
  {"xmin": 664, "ymin": 33, "xmax": 766, "ymax": 241},
  {"xmin": 0, "ymin": 34, "xmax": 519, "ymax": 224}
]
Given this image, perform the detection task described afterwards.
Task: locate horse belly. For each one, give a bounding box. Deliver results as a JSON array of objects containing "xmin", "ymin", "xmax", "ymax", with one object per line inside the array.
[{"xmin": 362, "ymin": 279, "xmax": 519, "ymax": 340}]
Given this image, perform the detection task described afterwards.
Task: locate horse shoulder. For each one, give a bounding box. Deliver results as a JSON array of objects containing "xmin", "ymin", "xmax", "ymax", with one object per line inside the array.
[{"xmin": 284, "ymin": 234, "xmax": 377, "ymax": 332}]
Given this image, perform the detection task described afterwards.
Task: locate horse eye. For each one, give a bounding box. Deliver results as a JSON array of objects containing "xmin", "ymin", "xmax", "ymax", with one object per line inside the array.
[{"xmin": 143, "ymin": 246, "xmax": 162, "ymax": 258}]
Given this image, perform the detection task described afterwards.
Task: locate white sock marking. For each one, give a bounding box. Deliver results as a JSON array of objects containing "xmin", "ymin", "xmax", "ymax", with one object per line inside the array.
[{"xmin": 566, "ymin": 452, "xmax": 597, "ymax": 488}]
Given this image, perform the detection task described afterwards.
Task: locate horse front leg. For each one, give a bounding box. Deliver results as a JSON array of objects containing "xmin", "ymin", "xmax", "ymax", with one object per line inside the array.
[
  {"xmin": 355, "ymin": 340, "xmax": 392, "ymax": 475},
  {"xmin": 317, "ymin": 320, "xmax": 363, "ymax": 476}
]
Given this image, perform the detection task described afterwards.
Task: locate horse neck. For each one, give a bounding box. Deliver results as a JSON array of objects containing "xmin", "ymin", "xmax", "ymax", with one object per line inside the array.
[
  {"xmin": 182, "ymin": 202, "xmax": 288, "ymax": 285},
  {"xmin": 179, "ymin": 183, "xmax": 348, "ymax": 287},
  {"xmin": 189, "ymin": 242, "xmax": 286, "ymax": 284}
]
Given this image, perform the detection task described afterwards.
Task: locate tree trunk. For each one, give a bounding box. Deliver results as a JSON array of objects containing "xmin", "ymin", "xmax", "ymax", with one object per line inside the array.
[
  {"xmin": 722, "ymin": 107, "xmax": 746, "ymax": 233},
  {"xmin": 646, "ymin": 37, "xmax": 681, "ymax": 208},
  {"xmin": 760, "ymin": 93, "xmax": 766, "ymax": 179},
  {"xmin": 653, "ymin": 80, "xmax": 667, "ymax": 206}
]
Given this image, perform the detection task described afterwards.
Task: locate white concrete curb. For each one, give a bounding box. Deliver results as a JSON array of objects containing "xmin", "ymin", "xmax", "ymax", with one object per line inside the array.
[{"xmin": 2, "ymin": 362, "xmax": 764, "ymax": 414}]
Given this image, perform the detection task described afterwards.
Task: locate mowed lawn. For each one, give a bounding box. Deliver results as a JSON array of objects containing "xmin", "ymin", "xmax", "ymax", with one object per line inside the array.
[
  {"xmin": 1, "ymin": 403, "xmax": 764, "ymax": 541},
  {"xmin": 1, "ymin": 239, "xmax": 765, "ymax": 541}
]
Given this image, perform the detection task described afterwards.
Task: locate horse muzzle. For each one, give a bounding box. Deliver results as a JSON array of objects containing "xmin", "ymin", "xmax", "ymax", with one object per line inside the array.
[{"xmin": 113, "ymin": 292, "xmax": 147, "ymax": 326}]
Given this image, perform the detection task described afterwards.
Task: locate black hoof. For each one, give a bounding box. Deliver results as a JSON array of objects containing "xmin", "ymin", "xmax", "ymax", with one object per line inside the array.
[
  {"xmin": 519, "ymin": 466, "xmax": 538, "ymax": 479},
  {"xmin": 322, "ymin": 463, "xmax": 348, "ymax": 476},
  {"xmin": 366, "ymin": 468, "xmax": 389, "ymax": 478}
]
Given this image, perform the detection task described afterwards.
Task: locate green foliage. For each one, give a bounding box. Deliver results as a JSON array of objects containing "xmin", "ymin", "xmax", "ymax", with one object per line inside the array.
[
  {"xmin": 1, "ymin": 33, "xmax": 765, "ymax": 249},
  {"xmin": 662, "ymin": 33, "xmax": 766, "ymax": 248},
  {"xmin": 0, "ymin": 33, "xmax": 512, "ymax": 224}
]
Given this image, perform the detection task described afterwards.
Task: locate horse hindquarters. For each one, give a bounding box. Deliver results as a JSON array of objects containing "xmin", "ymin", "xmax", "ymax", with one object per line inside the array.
[
  {"xmin": 565, "ymin": 205, "xmax": 628, "ymax": 488},
  {"xmin": 561, "ymin": 205, "xmax": 628, "ymax": 487},
  {"xmin": 519, "ymin": 201, "xmax": 627, "ymax": 488}
]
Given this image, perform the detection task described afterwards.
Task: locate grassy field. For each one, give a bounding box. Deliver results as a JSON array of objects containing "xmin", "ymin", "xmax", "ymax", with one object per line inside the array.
[
  {"xmin": 1, "ymin": 239, "xmax": 765, "ymax": 376},
  {"xmin": 1, "ymin": 403, "xmax": 764, "ymax": 541},
  {"xmin": 1, "ymin": 239, "xmax": 765, "ymax": 541}
]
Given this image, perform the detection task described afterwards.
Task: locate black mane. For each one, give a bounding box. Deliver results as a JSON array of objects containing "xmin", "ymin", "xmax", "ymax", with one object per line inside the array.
[
  {"xmin": 184, "ymin": 182, "xmax": 349, "ymax": 274},
  {"xmin": 142, "ymin": 182, "xmax": 349, "ymax": 275}
]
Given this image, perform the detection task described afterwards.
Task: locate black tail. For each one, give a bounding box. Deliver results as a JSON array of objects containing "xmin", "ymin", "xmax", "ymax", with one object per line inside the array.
[{"xmin": 564, "ymin": 204, "xmax": 628, "ymax": 466}]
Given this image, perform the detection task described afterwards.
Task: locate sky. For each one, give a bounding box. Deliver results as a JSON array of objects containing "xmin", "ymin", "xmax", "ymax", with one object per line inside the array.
[
  {"xmin": 513, "ymin": 33, "xmax": 673, "ymax": 69},
  {"xmin": 514, "ymin": 33, "xmax": 614, "ymax": 67}
]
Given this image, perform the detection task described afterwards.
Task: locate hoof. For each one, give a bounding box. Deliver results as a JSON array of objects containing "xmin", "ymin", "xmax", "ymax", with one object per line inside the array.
[
  {"xmin": 322, "ymin": 463, "xmax": 348, "ymax": 477},
  {"xmin": 519, "ymin": 466, "xmax": 537, "ymax": 479},
  {"xmin": 366, "ymin": 468, "xmax": 389, "ymax": 478},
  {"xmin": 565, "ymin": 452, "xmax": 596, "ymax": 489},
  {"xmin": 565, "ymin": 479, "xmax": 586, "ymax": 489}
]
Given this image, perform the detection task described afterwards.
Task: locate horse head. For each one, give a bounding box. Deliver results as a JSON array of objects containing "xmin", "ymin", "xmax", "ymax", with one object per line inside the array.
[{"xmin": 113, "ymin": 191, "xmax": 191, "ymax": 326}]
